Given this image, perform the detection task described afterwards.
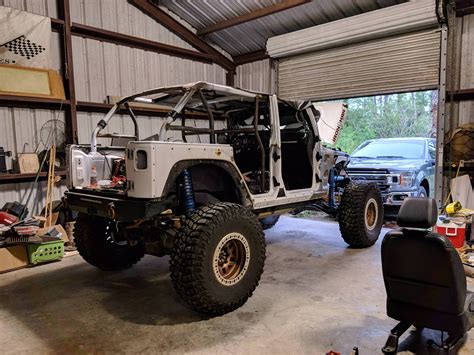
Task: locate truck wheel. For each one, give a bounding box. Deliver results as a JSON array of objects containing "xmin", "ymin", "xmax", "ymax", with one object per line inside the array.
[
  {"xmin": 338, "ymin": 182, "xmax": 383, "ymax": 248},
  {"xmin": 260, "ymin": 215, "xmax": 280, "ymax": 230},
  {"xmin": 417, "ymin": 186, "xmax": 427, "ymax": 198},
  {"xmin": 75, "ymin": 214, "xmax": 144, "ymax": 271},
  {"xmin": 170, "ymin": 203, "xmax": 266, "ymax": 315}
]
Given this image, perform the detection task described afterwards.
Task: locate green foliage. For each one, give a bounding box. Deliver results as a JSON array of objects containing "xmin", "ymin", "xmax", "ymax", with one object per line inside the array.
[{"xmin": 335, "ymin": 91, "xmax": 436, "ymax": 154}]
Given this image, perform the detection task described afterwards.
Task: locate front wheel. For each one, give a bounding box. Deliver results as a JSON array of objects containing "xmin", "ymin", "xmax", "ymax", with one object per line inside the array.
[
  {"xmin": 338, "ymin": 182, "xmax": 383, "ymax": 248},
  {"xmin": 170, "ymin": 203, "xmax": 266, "ymax": 315},
  {"xmin": 417, "ymin": 186, "xmax": 427, "ymax": 198}
]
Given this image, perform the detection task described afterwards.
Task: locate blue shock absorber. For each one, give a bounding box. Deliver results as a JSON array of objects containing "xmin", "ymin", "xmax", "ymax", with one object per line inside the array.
[
  {"xmin": 180, "ymin": 169, "xmax": 195, "ymax": 215},
  {"xmin": 328, "ymin": 168, "xmax": 336, "ymax": 210}
]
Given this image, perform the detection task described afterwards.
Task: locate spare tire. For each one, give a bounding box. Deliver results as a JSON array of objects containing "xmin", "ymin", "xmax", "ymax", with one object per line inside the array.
[
  {"xmin": 338, "ymin": 182, "xmax": 383, "ymax": 248},
  {"xmin": 75, "ymin": 214, "xmax": 144, "ymax": 270}
]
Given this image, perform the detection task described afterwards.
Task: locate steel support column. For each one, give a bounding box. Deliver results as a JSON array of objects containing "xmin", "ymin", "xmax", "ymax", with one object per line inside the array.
[
  {"xmin": 57, "ymin": 0, "xmax": 78, "ymax": 144},
  {"xmin": 435, "ymin": 25, "xmax": 448, "ymax": 207}
]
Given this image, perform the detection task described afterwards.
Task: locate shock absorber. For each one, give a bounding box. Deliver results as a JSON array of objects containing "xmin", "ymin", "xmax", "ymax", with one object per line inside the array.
[
  {"xmin": 328, "ymin": 168, "xmax": 336, "ymax": 210},
  {"xmin": 180, "ymin": 169, "xmax": 195, "ymax": 215}
]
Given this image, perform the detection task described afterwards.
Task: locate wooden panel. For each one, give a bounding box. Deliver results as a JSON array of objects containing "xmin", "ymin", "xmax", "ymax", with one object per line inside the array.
[{"xmin": 0, "ymin": 64, "xmax": 65, "ymax": 99}]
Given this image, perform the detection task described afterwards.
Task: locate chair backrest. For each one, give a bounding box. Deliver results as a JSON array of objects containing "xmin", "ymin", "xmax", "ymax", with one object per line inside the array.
[{"xmin": 382, "ymin": 198, "xmax": 466, "ymax": 315}]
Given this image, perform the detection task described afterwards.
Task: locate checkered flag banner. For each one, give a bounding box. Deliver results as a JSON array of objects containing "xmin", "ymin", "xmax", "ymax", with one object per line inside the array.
[{"xmin": 0, "ymin": 6, "xmax": 51, "ymax": 68}]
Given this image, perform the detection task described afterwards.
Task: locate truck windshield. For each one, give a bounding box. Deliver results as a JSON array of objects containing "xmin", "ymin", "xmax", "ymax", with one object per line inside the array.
[{"xmin": 352, "ymin": 140, "xmax": 425, "ymax": 159}]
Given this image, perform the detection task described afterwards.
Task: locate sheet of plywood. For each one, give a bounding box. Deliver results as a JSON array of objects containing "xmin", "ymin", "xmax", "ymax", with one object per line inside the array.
[{"xmin": 0, "ymin": 64, "xmax": 65, "ymax": 99}]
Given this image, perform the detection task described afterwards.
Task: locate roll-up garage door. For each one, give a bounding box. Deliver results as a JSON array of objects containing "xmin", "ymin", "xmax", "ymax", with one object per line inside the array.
[{"xmin": 267, "ymin": 0, "xmax": 441, "ymax": 101}]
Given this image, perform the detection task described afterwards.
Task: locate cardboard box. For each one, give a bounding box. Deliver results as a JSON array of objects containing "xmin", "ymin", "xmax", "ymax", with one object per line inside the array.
[
  {"xmin": 0, "ymin": 245, "xmax": 28, "ymax": 273},
  {"xmin": 36, "ymin": 224, "xmax": 69, "ymax": 243}
]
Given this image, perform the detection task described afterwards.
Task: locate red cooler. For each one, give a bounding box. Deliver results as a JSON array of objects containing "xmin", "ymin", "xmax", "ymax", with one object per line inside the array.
[{"xmin": 435, "ymin": 219, "xmax": 466, "ymax": 248}]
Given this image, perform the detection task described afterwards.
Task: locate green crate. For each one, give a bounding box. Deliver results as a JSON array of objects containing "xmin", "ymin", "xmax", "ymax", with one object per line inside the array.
[{"xmin": 27, "ymin": 240, "xmax": 64, "ymax": 265}]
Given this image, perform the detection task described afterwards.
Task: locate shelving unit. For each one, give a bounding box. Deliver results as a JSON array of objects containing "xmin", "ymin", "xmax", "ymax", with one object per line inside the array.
[{"xmin": 0, "ymin": 171, "xmax": 67, "ymax": 184}]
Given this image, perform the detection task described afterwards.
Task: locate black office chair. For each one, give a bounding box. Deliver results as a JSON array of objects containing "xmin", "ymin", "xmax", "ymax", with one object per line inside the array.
[{"xmin": 381, "ymin": 198, "xmax": 473, "ymax": 353}]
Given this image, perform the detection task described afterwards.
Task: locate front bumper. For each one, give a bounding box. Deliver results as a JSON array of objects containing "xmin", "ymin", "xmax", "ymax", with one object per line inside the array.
[{"xmin": 382, "ymin": 189, "xmax": 418, "ymax": 206}]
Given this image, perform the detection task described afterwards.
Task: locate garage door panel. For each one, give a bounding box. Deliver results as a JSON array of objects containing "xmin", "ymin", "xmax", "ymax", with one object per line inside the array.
[{"xmin": 278, "ymin": 30, "xmax": 441, "ymax": 101}]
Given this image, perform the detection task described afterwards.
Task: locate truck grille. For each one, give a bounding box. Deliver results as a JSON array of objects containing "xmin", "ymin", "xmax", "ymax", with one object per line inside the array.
[{"xmin": 346, "ymin": 168, "xmax": 391, "ymax": 192}]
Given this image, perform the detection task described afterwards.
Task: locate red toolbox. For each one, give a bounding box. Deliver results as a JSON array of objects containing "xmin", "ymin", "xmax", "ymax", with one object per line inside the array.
[{"xmin": 435, "ymin": 220, "xmax": 466, "ymax": 248}]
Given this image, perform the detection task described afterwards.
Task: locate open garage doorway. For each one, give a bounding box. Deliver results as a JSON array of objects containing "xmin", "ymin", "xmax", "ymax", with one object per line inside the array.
[
  {"xmin": 334, "ymin": 90, "xmax": 438, "ymax": 220},
  {"xmin": 337, "ymin": 90, "xmax": 437, "ymax": 154},
  {"xmin": 292, "ymin": 90, "xmax": 439, "ymax": 224}
]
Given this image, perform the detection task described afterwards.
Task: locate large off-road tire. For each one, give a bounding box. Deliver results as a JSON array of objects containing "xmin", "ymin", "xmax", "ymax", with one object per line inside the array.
[
  {"xmin": 260, "ymin": 215, "xmax": 280, "ymax": 230},
  {"xmin": 338, "ymin": 182, "xmax": 383, "ymax": 248},
  {"xmin": 75, "ymin": 214, "xmax": 145, "ymax": 271},
  {"xmin": 170, "ymin": 203, "xmax": 266, "ymax": 315}
]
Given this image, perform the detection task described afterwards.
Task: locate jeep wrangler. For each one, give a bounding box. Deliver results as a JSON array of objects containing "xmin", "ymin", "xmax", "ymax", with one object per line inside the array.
[{"xmin": 66, "ymin": 82, "xmax": 383, "ymax": 315}]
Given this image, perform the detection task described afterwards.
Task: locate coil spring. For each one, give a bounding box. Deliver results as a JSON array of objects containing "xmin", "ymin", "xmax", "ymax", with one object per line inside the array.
[
  {"xmin": 328, "ymin": 168, "xmax": 336, "ymax": 210},
  {"xmin": 180, "ymin": 169, "xmax": 195, "ymax": 215}
]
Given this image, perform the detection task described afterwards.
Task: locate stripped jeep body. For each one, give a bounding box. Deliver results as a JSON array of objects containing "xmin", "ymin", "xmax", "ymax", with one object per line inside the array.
[
  {"xmin": 67, "ymin": 82, "xmax": 347, "ymax": 220},
  {"xmin": 65, "ymin": 82, "xmax": 382, "ymax": 315}
]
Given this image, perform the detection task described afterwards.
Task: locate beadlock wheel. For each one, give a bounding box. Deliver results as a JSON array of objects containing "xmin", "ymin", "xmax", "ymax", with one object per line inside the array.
[
  {"xmin": 170, "ymin": 202, "xmax": 266, "ymax": 315},
  {"xmin": 338, "ymin": 182, "xmax": 383, "ymax": 248},
  {"xmin": 364, "ymin": 198, "xmax": 378, "ymax": 231},
  {"xmin": 213, "ymin": 232, "xmax": 251, "ymax": 286}
]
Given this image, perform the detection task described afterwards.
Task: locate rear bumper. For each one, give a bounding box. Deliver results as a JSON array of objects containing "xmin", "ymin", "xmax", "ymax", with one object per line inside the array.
[{"xmin": 64, "ymin": 190, "xmax": 173, "ymax": 221}]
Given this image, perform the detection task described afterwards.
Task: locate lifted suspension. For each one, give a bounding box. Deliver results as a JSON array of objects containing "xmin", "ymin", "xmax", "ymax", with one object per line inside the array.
[{"xmin": 180, "ymin": 169, "xmax": 196, "ymax": 215}]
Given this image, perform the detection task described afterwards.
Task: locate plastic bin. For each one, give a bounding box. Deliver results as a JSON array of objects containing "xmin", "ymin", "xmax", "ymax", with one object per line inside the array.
[{"xmin": 27, "ymin": 240, "xmax": 64, "ymax": 265}]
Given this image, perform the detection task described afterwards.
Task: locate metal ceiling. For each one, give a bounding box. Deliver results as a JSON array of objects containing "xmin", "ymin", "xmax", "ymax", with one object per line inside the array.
[{"xmin": 158, "ymin": 0, "xmax": 407, "ymax": 56}]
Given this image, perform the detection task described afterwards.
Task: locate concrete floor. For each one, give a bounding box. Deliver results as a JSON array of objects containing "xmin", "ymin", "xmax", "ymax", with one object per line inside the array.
[{"xmin": 0, "ymin": 216, "xmax": 473, "ymax": 354}]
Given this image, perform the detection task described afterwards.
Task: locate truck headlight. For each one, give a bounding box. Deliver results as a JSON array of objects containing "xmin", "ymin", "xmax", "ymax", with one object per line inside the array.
[
  {"xmin": 386, "ymin": 174, "xmax": 400, "ymax": 184},
  {"xmin": 400, "ymin": 172, "xmax": 415, "ymax": 187}
]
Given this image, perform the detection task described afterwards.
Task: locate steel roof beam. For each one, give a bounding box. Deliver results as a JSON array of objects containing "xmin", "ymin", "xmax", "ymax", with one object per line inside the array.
[
  {"xmin": 197, "ymin": 0, "xmax": 311, "ymax": 36},
  {"xmin": 233, "ymin": 50, "xmax": 269, "ymax": 66},
  {"xmin": 129, "ymin": 0, "xmax": 235, "ymax": 71}
]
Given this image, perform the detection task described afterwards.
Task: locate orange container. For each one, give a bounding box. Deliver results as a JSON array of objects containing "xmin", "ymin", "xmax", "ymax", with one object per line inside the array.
[{"xmin": 435, "ymin": 220, "xmax": 466, "ymax": 248}]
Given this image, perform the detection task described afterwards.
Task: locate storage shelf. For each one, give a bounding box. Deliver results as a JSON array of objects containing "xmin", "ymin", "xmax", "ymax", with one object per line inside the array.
[
  {"xmin": 0, "ymin": 95, "xmax": 70, "ymax": 110},
  {"xmin": 0, "ymin": 171, "xmax": 67, "ymax": 184}
]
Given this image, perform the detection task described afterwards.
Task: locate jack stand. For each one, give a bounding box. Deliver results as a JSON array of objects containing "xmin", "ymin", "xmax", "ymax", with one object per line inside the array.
[
  {"xmin": 382, "ymin": 322, "xmax": 411, "ymax": 354},
  {"xmin": 428, "ymin": 332, "xmax": 465, "ymax": 353}
]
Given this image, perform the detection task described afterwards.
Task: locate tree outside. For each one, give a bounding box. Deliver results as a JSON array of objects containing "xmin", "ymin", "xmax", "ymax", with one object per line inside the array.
[{"xmin": 335, "ymin": 91, "xmax": 437, "ymax": 154}]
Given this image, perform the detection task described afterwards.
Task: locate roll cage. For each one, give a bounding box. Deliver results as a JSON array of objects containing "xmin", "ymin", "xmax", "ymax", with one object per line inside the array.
[{"xmin": 90, "ymin": 82, "xmax": 311, "ymax": 194}]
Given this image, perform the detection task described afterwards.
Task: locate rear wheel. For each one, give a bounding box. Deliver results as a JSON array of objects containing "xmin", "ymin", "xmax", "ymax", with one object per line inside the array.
[
  {"xmin": 75, "ymin": 214, "xmax": 145, "ymax": 270},
  {"xmin": 338, "ymin": 182, "xmax": 383, "ymax": 248},
  {"xmin": 170, "ymin": 203, "xmax": 266, "ymax": 315}
]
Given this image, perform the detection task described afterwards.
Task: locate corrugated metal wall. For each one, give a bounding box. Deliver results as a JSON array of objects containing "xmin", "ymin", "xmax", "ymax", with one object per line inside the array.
[
  {"xmin": 0, "ymin": 108, "xmax": 67, "ymax": 216},
  {"xmin": 72, "ymin": 37, "xmax": 226, "ymax": 103},
  {"xmin": 458, "ymin": 14, "xmax": 474, "ymax": 127},
  {"xmin": 446, "ymin": 14, "xmax": 474, "ymax": 132},
  {"xmin": 235, "ymin": 59, "xmax": 273, "ymax": 94},
  {"xmin": 0, "ymin": 0, "xmax": 227, "ymax": 216}
]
